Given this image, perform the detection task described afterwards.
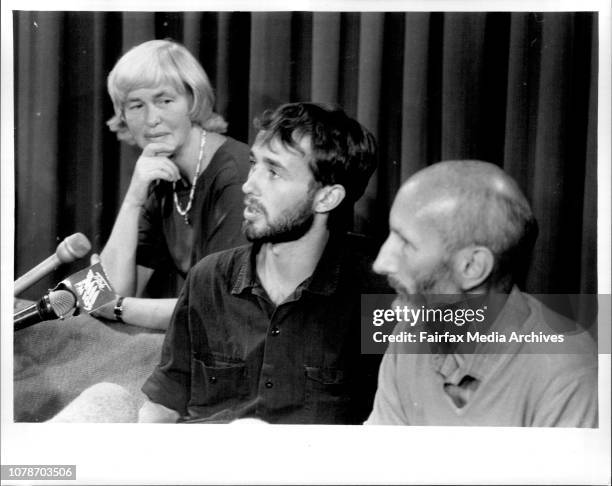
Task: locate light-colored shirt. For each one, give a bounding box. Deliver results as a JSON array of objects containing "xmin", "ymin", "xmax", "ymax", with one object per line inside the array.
[{"xmin": 365, "ymin": 288, "xmax": 598, "ymax": 427}]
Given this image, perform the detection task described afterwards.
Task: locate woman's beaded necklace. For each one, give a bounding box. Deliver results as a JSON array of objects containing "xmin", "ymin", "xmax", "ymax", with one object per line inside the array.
[{"xmin": 172, "ymin": 129, "xmax": 206, "ymax": 225}]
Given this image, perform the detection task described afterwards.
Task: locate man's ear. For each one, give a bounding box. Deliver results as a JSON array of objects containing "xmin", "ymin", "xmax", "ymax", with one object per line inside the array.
[
  {"xmin": 452, "ymin": 245, "xmax": 494, "ymax": 291},
  {"xmin": 313, "ymin": 184, "xmax": 346, "ymax": 213}
]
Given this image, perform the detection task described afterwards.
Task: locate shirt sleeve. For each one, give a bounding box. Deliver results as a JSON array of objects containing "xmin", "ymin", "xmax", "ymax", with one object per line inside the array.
[
  {"xmin": 141, "ymin": 273, "xmax": 194, "ymax": 416},
  {"xmin": 531, "ymin": 365, "xmax": 598, "ymax": 427},
  {"xmin": 364, "ymin": 349, "xmax": 409, "ymax": 425}
]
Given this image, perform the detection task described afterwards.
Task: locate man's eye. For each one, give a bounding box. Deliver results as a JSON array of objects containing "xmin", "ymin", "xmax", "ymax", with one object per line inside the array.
[
  {"xmin": 269, "ymin": 168, "xmax": 279, "ymax": 178},
  {"xmin": 401, "ymin": 238, "xmax": 414, "ymax": 252},
  {"xmin": 127, "ymin": 103, "xmax": 143, "ymax": 111},
  {"xmin": 393, "ymin": 232, "xmax": 412, "ymax": 252}
]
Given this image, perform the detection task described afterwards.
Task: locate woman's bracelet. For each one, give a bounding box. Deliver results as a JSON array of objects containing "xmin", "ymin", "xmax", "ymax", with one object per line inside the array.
[{"xmin": 113, "ymin": 296, "xmax": 125, "ymax": 323}]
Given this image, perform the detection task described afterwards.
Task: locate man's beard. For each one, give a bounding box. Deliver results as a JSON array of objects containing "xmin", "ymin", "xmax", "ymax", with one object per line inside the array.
[
  {"xmin": 390, "ymin": 259, "xmax": 455, "ymax": 310},
  {"xmin": 243, "ymin": 192, "xmax": 316, "ymax": 244}
]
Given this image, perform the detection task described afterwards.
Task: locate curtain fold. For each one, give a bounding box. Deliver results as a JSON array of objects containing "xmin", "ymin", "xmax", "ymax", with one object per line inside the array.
[
  {"xmin": 249, "ymin": 12, "xmax": 292, "ymax": 142},
  {"xmin": 354, "ymin": 13, "xmax": 384, "ymax": 234},
  {"xmin": 311, "ymin": 12, "xmax": 341, "ymax": 104},
  {"xmin": 442, "ymin": 13, "xmax": 489, "ymax": 159},
  {"xmin": 401, "ymin": 13, "xmax": 430, "ymax": 181},
  {"xmin": 13, "ymin": 11, "xmax": 598, "ymax": 299},
  {"xmin": 15, "ymin": 12, "xmax": 62, "ymax": 289},
  {"xmin": 581, "ymin": 21, "xmax": 598, "ymax": 295}
]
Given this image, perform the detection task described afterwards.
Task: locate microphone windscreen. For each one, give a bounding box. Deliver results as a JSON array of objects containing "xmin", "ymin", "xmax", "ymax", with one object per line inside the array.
[
  {"xmin": 48, "ymin": 289, "xmax": 77, "ymax": 317},
  {"xmin": 57, "ymin": 233, "xmax": 91, "ymax": 263},
  {"xmin": 48, "ymin": 383, "xmax": 139, "ymax": 423}
]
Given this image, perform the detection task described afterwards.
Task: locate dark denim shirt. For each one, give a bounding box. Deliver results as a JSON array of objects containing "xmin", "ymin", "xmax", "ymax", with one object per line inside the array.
[{"xmin": 142, "ymin": 233, "xmax": 388, "ymax": 424}]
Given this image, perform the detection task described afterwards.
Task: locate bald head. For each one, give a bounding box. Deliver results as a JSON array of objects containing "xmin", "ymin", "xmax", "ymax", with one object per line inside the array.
[
  {"xmin": 401, "ymin": 160, "xmax": 528, "ymax": 205},
  {"xmin": 397, "ymin": 160, "xmax": 537, "ymax": 287}
]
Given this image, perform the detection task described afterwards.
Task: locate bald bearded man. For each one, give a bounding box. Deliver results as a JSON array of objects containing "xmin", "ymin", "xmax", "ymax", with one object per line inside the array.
[{"xmin": 366, "ymin": 160, "xmax": 597, "ymax": 427}]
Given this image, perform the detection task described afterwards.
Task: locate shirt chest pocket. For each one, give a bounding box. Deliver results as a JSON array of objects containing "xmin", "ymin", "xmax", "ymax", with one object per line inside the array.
[
  {"xmin": 190, "ymin": 358, "xmax": 249, "ymax": 407},
  {"xmin": 303, "ymin": 366, "xmax": 351, "ymax": 422},
  {"xmin": 305, "ymin": 366, "xmax": 347, "ymax": 387}
]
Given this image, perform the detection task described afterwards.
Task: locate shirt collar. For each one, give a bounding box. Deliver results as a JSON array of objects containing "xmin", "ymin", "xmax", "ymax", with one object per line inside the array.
[
  {"xmin": 231, "ymin": 244, "xmax": 257, "ymax": 295},
  {"xmin": 303, "ymin": 233, "xmax": 343, "ymax": 295},
  {"xmin": 431, "ymin": 286, "xmax": 531, "ymax": 383},
  {"xmin": 230, "ymin": 233, "xmax": 344, "ymax": 297}
]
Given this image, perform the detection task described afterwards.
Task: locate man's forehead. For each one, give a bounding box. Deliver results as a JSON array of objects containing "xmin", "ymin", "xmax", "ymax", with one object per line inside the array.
[
  {"xmin": 391, "ymin": 185, "xmax": 458, "ymax": 231},
  {"xmin": 250, "ymin": 132, "xmax": 317, "ymax": 185}
]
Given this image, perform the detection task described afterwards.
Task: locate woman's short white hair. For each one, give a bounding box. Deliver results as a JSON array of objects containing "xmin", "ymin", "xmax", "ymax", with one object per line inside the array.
[{"xmin": 106, "ymin": 39, "xmax": 227, "ymax": 144}]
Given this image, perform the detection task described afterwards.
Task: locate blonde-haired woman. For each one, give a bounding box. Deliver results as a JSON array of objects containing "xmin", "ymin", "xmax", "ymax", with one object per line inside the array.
[{"xmin": 99, "ymin": 39, "xmax": 248, "ymax": 329}]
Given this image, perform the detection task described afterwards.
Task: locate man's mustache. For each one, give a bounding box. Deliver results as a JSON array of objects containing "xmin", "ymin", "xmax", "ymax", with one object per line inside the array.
[
  {"xmin": 244, "ymin": 197, "xmax": 267, "ymax": 216},
  {"xmin": 387, "ymin": 276, "xmax": 407, "ymax": 296}
]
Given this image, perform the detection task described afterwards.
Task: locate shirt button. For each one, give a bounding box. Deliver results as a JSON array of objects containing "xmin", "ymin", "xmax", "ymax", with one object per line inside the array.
[
  {"xmin": 209, "ymin": 376, "xmax": 217, "ymax": 384},
  {"xmin": 265, "ymin": 380, "xmax": 273, "ymax": 388},
  {"xmin": 271, "ymin": 327, "xmax": 280, "ymax": 336}
]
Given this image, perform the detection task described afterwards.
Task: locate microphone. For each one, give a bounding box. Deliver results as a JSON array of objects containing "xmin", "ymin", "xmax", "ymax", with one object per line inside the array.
[
  {"xmin": 14, "ymin": 289, "xmax": 77, "ymax": 331},
  {"xmin": 56, "ymin": 261, "xmax": 116, "ymax": 313},
  {"xmin": 13, "ymin": 261, "xmax": 116, "ymax": 332},
  {"xmin": 14, "ymin": 233, "xmax": 92, "ymax": 296}
]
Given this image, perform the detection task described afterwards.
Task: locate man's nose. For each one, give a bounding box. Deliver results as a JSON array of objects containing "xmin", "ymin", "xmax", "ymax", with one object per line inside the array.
[
  {"xmin": 242, "ymin": 165, "xmax": 259, "ymax": 195},
  {"xmin": 372, "ymin": 236, "xmax": 398, "ymax": 276}
]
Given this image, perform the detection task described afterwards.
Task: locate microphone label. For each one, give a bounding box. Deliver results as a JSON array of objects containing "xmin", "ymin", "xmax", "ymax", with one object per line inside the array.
[{"xmin": 57, "ymin": 263, "xmax": 116, "ymax": 313}]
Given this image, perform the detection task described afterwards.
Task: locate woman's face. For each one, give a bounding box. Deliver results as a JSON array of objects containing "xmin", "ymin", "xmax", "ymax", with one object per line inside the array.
[{"xmin": 123, "ymin": 84, "xmax": 193, "ymax": 153}]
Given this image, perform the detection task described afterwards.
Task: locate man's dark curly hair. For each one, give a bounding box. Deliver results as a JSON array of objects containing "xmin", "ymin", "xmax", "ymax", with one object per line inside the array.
[{"xmin": 254, "ymin": 102, "xmax": 378, "ymax": 214}]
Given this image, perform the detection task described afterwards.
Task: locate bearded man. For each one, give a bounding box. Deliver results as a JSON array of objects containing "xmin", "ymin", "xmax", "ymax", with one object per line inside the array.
[
  {"xmin": 366, "ymin": 160, "xmax": 597, "ymax": 427},
  {"xmin": 138, "ymin": 102, "xmax": 387, "ymax": 423}
]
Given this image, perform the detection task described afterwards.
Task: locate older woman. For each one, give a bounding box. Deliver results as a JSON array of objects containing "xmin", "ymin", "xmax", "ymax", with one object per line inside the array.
[{"xmin": 99, "ymin": 39, "xmax": 248, "ymax": 329}]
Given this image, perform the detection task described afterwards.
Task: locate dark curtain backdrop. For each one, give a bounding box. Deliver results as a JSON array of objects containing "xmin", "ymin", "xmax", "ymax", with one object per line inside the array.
[{"xmin": 14, "ymin": 11, "xmax": 598, "ymax": 301}]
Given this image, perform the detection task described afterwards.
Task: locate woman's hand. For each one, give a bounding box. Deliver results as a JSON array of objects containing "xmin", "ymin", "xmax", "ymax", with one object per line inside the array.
[{"xmin": 124, "ymin": 142, "xmax": 181, "ymax": 206}]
